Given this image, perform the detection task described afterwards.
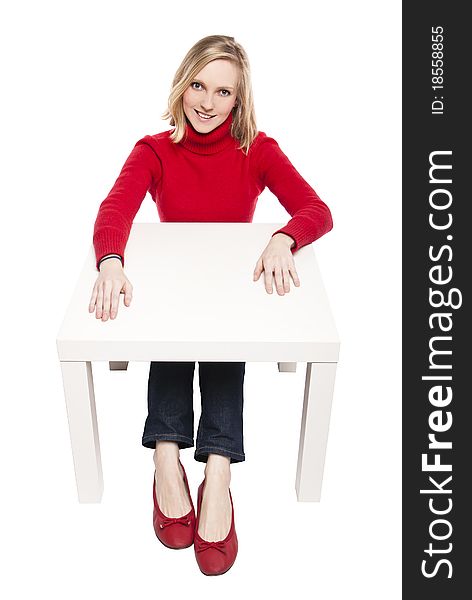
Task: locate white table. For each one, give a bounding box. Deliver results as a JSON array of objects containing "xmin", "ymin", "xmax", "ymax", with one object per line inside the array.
[{"xmin": 56, "ymin": 223, "xmax": 340, "ymax": 503}]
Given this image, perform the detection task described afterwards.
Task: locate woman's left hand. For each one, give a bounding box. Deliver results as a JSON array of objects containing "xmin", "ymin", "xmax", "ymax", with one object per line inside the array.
[{"xmin": 253, "ymin": 233, "xmax": 300, "ymax": 295}]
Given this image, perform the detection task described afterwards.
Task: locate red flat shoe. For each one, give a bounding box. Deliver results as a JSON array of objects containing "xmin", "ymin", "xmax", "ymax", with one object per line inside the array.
[
  {"xmin": 193, "ymin": 477, "xmax": 238, "ymax": 576},
  {"xmin": 153, "ymin": 459, "xmax": 196, "ymax": 549}
]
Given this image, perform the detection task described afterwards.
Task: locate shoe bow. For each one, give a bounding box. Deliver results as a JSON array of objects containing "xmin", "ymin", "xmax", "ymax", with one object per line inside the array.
[
  {"xmin": 159, "ymin": 515, "xmax": 192, "ymax": 529},
  {"xmin": 196, "ymin": 539, "xmax": 227, "ymax": 554}
]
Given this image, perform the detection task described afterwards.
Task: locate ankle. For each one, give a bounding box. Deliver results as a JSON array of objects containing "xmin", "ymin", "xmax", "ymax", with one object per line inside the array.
[
  {"xmin": 204, "ymin": 454, "xmax": 231, "ymax": 483},
  {"xmin": 153, "ymin": 441, "xmax": 180, "ymax": 470}
]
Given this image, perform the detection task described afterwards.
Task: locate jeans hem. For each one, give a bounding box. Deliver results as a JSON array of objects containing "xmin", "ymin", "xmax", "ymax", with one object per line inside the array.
[
  {"xmin": 194, "ymin": 446, "xmax": 245, "ymax": 464},
  {"xmin": 142, "ymin": 433, "xmax": 194, "ymax": 450}
]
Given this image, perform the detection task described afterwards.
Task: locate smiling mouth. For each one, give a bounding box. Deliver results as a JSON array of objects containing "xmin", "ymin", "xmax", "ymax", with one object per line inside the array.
[{"xmin": 195, "ymin": 109, "xmax": 216, "ymax": 120}]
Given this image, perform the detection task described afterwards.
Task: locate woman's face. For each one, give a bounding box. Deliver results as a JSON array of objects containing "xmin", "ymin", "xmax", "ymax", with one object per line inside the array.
[{"xmin": 182, "ymin": 59, "xmax": 239, "ymax": 133}]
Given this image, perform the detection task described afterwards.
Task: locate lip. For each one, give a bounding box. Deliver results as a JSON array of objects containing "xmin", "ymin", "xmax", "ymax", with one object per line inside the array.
[{"xmin": 194, "ymin": 109, "xmax": 216, "ymax": 120}]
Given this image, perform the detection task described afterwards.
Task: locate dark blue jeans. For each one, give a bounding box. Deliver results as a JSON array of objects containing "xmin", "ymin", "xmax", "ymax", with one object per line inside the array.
[{"xmin": 142, "ymin": 361, "xmax": 246, "ymax": 464}]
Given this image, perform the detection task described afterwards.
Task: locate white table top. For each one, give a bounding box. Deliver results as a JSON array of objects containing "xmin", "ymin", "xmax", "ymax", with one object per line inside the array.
[{"xmin": 56, "ymin": 223, "xmax": 339, "ymax": 362}]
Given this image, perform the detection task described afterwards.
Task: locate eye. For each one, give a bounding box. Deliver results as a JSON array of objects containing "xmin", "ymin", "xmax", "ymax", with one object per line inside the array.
[
  {"xmin": 220, "ymin": 89, "xmax": 231, "ymax": 97},
  {"xmin": 191, "ymin": 81, "xmax": 202, "ymax": 90}
]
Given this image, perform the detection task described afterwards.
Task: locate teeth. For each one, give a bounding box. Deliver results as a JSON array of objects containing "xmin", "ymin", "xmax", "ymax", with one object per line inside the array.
[{"xmin": 196, "ymin": 110, "xmax": 213, "ymax": 119}]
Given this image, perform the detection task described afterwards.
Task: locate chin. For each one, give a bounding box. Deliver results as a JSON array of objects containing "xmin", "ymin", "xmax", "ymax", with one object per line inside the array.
[{"xmin": 193, "ymin": 118, "xmax": 220, "ymax": 132}]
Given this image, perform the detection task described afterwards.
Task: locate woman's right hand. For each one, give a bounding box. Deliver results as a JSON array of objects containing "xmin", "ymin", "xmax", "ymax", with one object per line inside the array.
[{"xmin": 88, "ymin": 258, "xmax": 133, "ymax": 321}]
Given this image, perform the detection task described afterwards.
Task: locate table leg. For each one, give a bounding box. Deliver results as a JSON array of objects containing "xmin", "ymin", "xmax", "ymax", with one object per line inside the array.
[
  {"xmin": 295, "ymin": 362, "xmax": 337, "ymax": 502},
  {"xmin": 60, "ymin": 361, "xmax": 103, "ymax": 503},
  {"xmin": 277, "ymin": 362, "xmax": 297, "ymax": 372},
  {"xmin": 109, "ymin": 361, "xmax": 129, "ymax": 371}
]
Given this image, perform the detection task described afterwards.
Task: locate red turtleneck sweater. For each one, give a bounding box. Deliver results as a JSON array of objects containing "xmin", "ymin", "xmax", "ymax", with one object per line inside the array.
[{"xmin": 93, "ymin": 111, "xmax": 333, "ymax": 270}]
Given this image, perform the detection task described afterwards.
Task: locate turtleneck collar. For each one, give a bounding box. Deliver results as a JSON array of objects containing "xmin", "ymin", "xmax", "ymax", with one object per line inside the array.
[{"xmin": 179, "ymin": 111, "xmax": 235, "ymax": 155}]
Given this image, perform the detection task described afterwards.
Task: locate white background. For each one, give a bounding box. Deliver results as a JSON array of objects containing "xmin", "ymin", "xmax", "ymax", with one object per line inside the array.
[{"xmin": 0, "ymin": 0, "xmax": 401, "ymax": 597}]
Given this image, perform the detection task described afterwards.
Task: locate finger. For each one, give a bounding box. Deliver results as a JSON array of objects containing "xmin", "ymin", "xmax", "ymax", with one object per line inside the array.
[
  {"xmin": 110, "ymin": 282, "xmax": 121, "ymax": 319},
  {"xmin": 89, "ymin": 285, "xmax": 97, "ymax": 312},
  {"xmin": 123, "ymin": 281, "xmax": 133, "ymax": 307},
  {"xmin": 253, "ymin": 257, "xmax": 263, "ymax": 281},
  {"xmin": 263, "ymin": 262, "xmax": 274, "ymax": 294},
  {"xmin": 102, "ymin": 280, "xmax": 112, "ymax": 321},
  {"xmin": 290, "ymin": 263, "xmax": 301, "ymax": 286},
  {"xmin": 96, "ymin": 283, "xmax": 104, "ymax": 319},
  {"xmin": 282, "ymin": 267, "xmax": 290, "ymax": 293},
  {"xmin": 274, "ymin": 265, "xmax": 284, "ymax": 295}
]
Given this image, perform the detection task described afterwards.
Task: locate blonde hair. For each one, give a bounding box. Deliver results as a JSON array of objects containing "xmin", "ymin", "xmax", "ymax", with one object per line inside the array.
[{"xmin": 161, "ymin": 35, "xmax": 258, "ymax": 155}]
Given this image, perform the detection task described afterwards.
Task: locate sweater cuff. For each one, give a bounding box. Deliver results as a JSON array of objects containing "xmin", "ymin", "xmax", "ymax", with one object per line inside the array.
[
  {"xmin": 272, "ymin": 215, "xmax": 331, "ymax": 253},
  {"xmin": 98, "ymin": 254, "xmax": 124, "ymax": 270},
  {"xmin": 93, "ymin": 229, "xmax": 128, "ymax": 270}
]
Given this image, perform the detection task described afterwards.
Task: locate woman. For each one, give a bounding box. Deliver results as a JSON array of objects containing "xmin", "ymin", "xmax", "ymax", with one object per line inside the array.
[{"xmin": 89, "ymin": 34, "xmax": 333, "ymax": 576}]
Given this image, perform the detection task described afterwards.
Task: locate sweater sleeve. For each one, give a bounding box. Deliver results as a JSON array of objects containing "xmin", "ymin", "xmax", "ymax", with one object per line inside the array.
[
  {"xmin": 93, "ymin": 139, "xmax": 162, "ymax": 270},
  {"xmin": 254, "ymin": 135, "xmax": 333, "ymax": 252}
]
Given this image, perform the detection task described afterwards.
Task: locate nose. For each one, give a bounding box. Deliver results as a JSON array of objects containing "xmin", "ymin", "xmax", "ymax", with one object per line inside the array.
[{"xmin": 201, "ymin": 93, "xmax": 214, "ymax": 112}]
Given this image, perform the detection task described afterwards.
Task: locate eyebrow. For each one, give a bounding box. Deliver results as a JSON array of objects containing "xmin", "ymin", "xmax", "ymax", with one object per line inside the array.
[{"xmin": 193, "ymin": 79, "xmax": 235, "ymax": 90}]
